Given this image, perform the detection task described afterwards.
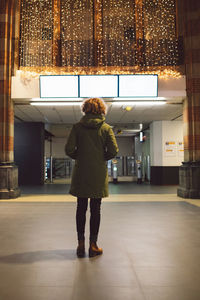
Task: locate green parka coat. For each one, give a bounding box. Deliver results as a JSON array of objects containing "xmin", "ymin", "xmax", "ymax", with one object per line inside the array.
[{"xmin": 65, "ymin": 114, "xmax": 119, "ymax": 198}]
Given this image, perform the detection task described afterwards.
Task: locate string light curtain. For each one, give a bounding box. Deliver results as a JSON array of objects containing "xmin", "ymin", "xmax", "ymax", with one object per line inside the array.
[
  {"xmin": 101, "ymin": 0, "xmax": 136, "ymax": 66},
  {"xmin": 19, "ymin": 0, "xmax": 181, "ymax": 73},
  {"xmin": 99, "ymin": 0, "xmax": 179, "ymax": 67},
  {"xmin": 142, "ymin": 0, "xmax": 179, "ymax": 66},
  {"xmin": 20, "ymin": 0, "xmax": 54, "ymax": 67},
  {"xmin": 61, "ymin": 0, "xmax": 94, "ymax": 67}
]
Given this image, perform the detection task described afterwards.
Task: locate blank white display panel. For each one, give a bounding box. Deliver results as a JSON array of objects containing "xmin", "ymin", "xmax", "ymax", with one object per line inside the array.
[
  {"xmin": 40, "ymin": 75, "xmax": 78, "ymax": 98},
  {"xmin": 119, "ymin": 75, "xmax": 158, "ymax": 97},
  {"xmin": 80, "ymin": 75, "xmax": 118, "ymax": 98}
]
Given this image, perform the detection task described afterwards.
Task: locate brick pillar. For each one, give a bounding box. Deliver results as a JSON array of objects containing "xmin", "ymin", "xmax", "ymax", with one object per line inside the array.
[
  {"xmin": 177, "ymin": 0, "xmax": 200, "ymax": 198},
  {"xmin": 0, "ymin": 0, "xmax": 20, "ymax": 199}
]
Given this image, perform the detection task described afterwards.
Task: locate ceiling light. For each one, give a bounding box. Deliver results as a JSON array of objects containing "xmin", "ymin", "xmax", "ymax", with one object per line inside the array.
[
  {"xmin": 113, "ymin": 97, "xmax": 166, "ymax": 101},
  {"xmin": 123, "ymin": 106, "xmax": 133, "ymax": 111},
  {"xmin": 30, "ymin": 102, "xmax": 82, "ymax": 106},
  {"xmin": 123, "ymin": 129, "xmax": 141, "ymax": 132},
  {"xmin": 31, "ymin": 98, "xmax": 84, "ymax": 101},
  {"xmin": 113, "ymin": 101, "xmax": 166, "ymax": 106}
]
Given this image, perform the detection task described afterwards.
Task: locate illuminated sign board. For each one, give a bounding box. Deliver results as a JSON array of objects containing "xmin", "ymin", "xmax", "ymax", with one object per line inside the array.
[
  {"xmin": 79, "ymin": 75, "xmax": 118, "ymax": 98},
  {"xmin": 40, "ymin": 74, "xmax": 158, "ymax": 98},
  {"xmin": 119, "ymin": 75, "xmax": 158, "ymax": 97},
  {"xmin": 40, "ymin": 75, "xmax": 79, "ymax": 98}
]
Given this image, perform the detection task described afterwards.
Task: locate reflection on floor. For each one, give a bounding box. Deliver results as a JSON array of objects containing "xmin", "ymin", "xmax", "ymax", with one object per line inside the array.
[
  {"xmin": 0, "ymin": 191, "xmax": 200, "ymax": 299},
  {"xmin": 20, "ymin": 182, "xmax": 179, "ymax": 195}
]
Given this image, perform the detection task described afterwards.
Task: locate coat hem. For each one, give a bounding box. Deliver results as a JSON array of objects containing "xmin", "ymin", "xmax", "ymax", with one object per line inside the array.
[{"xmin": 69, "ymin": 191, "xmax": 109, "ymax": 198}]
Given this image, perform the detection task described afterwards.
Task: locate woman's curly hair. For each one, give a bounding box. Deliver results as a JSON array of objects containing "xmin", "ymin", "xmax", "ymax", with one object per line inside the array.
[{"xmin": 82, "ymin": 98, "xmax": 107, "ymax": 115}]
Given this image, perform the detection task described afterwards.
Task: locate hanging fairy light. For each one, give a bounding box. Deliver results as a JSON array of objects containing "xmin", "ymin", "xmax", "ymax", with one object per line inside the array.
[
  {"xmin": 19, "ymin": 0, "xmax": 182, "ymax": 79},
  {"xmin": 60, "ymin": 0, "xmax": 94, "ymax": 67},
  {"xmin": 19, "ymin": 0, "xmax": 53, "ymax": 68}
]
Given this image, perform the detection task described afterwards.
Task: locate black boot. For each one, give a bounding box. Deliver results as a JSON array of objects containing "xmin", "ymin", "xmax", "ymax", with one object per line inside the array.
[
  {"xmin": 89, "ymin": 242, "xmax": 103, "ymax": 257},
  {"xmin": 76, "ymin": 240, "xmax": 85, "ymax": 258}
]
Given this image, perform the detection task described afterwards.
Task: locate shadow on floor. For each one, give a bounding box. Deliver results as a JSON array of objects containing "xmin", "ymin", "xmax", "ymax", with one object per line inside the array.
[{"xmin": 0, "ymin": 249, "xmax": 76, "ymax": 264}]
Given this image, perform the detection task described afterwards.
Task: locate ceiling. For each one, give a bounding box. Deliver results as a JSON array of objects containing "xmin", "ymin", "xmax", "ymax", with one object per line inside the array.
[{"xmin": 14, "ymin": 98, "xmax": 183, "ymax": 137}]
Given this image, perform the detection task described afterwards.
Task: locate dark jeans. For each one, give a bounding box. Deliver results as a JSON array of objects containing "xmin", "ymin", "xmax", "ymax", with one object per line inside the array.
[{"xmin": 76, "ymin": 197, "xmax": 102, "ymax": 243}]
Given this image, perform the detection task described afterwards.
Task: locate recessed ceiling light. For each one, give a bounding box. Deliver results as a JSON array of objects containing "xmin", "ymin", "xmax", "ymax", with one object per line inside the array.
[{"xmin": 122, "ymin": 106, "xmax": 133, "ymax": 111}]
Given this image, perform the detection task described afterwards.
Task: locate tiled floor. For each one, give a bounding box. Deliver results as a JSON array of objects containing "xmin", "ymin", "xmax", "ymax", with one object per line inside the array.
[{"xmin": 0, "ymin": 191, "xmax": 200, "ymax": 299}]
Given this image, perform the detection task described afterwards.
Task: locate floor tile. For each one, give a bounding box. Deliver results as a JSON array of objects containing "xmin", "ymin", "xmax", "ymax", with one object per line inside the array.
[
  {"xmin": 0, "ymin": 287, "xmax": 73, "ymax": 300},
  {"xmin": 143, "ymin": 286, "xmax": 200, "ymax": 300},
  {"xmin": 0, "ymin": 265, "xmax": 76, "ymax": 287},
  {"xmin": 72, "ymin": 286, "xmax": 145, "ymax": 300},
  {"xmin": 134, "ymin": 266, "xmax": 200, "ymax": 288},
  {"xmin": 74, "ymin": 262, "xmax": 139, "ymax": 287},
  {"xmin": 0, "ymin": 197, "xmax": 199, "ymax": 300}
]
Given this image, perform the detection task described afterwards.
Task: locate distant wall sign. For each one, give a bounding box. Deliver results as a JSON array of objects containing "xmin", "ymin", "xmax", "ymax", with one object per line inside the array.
[
  {"xmin": 164, "ymin": 141, "xmax": 184, "ymax": 157},
  {"xmin": 164, "ymin": 141, "xmax": 176, "ymax": 156},
  {"xmin": 177, "ymin": 141, "xmax": 184, "ymax": 156}
]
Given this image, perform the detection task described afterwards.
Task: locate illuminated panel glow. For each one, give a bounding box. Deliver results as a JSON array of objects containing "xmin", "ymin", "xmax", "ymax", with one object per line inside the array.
[
  {"xmin": 119, "ymin": 75, "xmax": 158, "ymax": 97},
  {"xmin": 79, "ymin": 75, "xmax": 118, "ymax": 98},
  {"xmin": 40, "ymin": 75, "xmax": 78, "ymax": 98}
]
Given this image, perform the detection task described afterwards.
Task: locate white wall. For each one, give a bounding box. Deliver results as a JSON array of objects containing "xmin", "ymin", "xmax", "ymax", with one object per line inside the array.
[
  {"xmin": 162, "ymin": 121, "xmax": 183, "ymax": 166},
  {"xmin": 45, "ymin": 135, "xmax": 134, "ymax": 158},
  {"xmin": 116, "ymin": 136, "xmax": 134, "ymax": 157},
  {"xmin": 11, "ymin": 71, "xmax": 186, "ymax": 99},
  {"xmin": 150, "ymin": 121, "xmax": 183, "ymax": 166},
  {"xmin": 157, "ymin": 76, "xmax": 186, "ymax": 97},
  {"xmin": 45, "ymin": 138, "xmax": 67, "ymax": 158},
  {"xmin": 12, "ymin": 73, "xmax": 40, "ymax": 98},
  {"xmin": 150, "ymin": 122, "xmax": 163, "ymax": 166}
]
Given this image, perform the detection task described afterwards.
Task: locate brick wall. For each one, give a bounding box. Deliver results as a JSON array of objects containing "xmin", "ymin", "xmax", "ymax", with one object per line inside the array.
[
  {"xmin": 0, "ymin": 0, "xmax": 17, "ymax": 163},
  {"xmin": 178, "ymin": 0, "xmax": 200, "ymax": 161}
]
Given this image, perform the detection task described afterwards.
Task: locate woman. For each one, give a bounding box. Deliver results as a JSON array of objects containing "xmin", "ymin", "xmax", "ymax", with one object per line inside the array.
[{"xmin": 65, "ymin": 98, "xmax": 118, "ymax": 258}]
